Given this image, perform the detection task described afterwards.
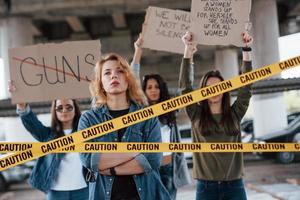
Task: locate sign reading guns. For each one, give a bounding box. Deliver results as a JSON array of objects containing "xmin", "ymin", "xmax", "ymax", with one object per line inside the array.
[{"xmin": 9, "ymin": 40, "xmax": 101, "ymax": 103}]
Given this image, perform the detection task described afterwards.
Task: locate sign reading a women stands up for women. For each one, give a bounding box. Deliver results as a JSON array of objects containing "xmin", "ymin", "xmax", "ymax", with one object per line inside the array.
[
  {"xmin": 9, "ymin": 40, "xmax": 101, "ymax": 104},
  {"xmin": 191, "ymin": 0, "xmax": 252, "ymax": 46}
]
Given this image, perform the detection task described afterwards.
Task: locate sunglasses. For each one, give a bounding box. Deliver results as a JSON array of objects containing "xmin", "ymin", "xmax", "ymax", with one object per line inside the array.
[{"xmin": 55, "ymin": 104, "xmax": 74, "ymax": 113}]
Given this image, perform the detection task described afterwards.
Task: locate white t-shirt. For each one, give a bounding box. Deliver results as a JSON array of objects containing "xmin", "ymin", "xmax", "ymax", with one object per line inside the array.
[
  {"xmin": 161, "ymin": 125, "xmax": 172, "ymax": 156},
  {"xmin": 51, "ymin": 129, "xmax": 87, "ymax": 191}
]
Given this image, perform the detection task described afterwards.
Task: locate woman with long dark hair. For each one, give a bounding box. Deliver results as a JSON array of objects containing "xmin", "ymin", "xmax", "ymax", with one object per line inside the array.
[
  {"xmin": 179, "ymin": 31, "xmax": 253, "ymax": 200},
  {"xmin": 78, "ymin": 53, "xmax": 171, "ymax": 200},
  {"xmin": 131, "ymin": 36, "xmax": 191, "ymax": 200},
  {"xmin": 9, "ymin": 82, "xmax": 88, "ymax": 200}
]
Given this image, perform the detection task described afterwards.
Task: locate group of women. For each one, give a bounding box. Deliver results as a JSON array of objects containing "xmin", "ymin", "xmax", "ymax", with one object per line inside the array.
[{"xmin": 9, "ymin": 29, "xmax": 253, "ymax": 200}]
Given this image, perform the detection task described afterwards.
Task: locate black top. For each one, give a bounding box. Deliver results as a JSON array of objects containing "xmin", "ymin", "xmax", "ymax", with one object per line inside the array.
[
  {"xmin": 109, "ymin": 109, "xmax": 140, "ymax": 200},
  {"xmin": 109, "ymin": 109, "xmax": 129, "ymax": 142}
]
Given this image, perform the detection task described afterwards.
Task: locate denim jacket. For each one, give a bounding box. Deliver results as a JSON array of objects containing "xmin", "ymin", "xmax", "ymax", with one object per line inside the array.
[
  {"xmin": 78, "ymin": 102, "xmax": 171, "ymax": 200},
  {"xmin": 17, "ymin": 106, "xmax": 85, "ymax": 193},
  {"xmin": 132, "ymin": 63, "xmax": 191, "ymax": 189},
  {"xmin": 169, "ymin": 122, "xmax": 191, "ymax": 188}
]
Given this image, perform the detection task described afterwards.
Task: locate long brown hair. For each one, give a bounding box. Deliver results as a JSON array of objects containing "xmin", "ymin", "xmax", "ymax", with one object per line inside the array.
[
  {"xmin": 50, "ymin": 99, "xmax": 81, "ymax": 138},
  {"xmin": 90, "ymin": 53, "xmax": 147, "ymax": 107},
  {"xmin": 199, "ymin": 70, "xmax": 239, "ymax": 136},
  {"xmin": 142, "ymin": 74, "xmax": 176, "ymax": 127}
]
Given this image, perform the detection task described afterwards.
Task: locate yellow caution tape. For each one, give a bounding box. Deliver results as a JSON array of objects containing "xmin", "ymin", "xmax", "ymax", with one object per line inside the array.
[
  {"xmin": 0, "ymin": 55, "xmax": 299, "ymax": 171},
  {"xmin": 0, "ymin": 142, "xmax": 300, "ymax": 154}
]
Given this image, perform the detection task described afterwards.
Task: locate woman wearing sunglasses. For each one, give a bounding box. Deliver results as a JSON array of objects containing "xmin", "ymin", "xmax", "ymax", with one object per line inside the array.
[
  {"xmin": 9, "ymin": 82, "xmax": 88, "ymax": 200},
  {"xmin": 179, "ymin": 31, "xmax": 253, "ymax": 200},
  {"xmin": 78, "ymin": 53, "xmax": 170, "ymax": 200},
  {"xmin": 131, "ymin": 35, "xmax": 191, "ymax": 200}
]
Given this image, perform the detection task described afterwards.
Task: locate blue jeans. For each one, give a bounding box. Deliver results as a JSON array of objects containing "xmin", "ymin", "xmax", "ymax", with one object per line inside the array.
[
  {"xmin": 196, "ymin": 179, "xmax": 247, "ymax": 200},
  {"xmin": 47, "ymin": 187, "xmax": 89, "ymax": 200},
  {"xmin": 159, "ymin": 163, "xmax": 177, "ymax": 200}
]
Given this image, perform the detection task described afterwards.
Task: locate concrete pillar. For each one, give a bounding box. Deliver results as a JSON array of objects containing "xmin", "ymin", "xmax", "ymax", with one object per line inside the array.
[
  {"xmin": 0, "ymin": 17, "xmax": 33, "ymax": 98},
  {"xmin": 101, "ymin": 30, "xmax": 132, "ymax": 58},
  {"xmin": 0, "ymin": 17, "xmax": 33, "ymax": 141},
  {"xmin": 214, "ymin": 47, "xmax": 239, "ymax": 103},
  {"xmin": 214, "ymin": 47, "xmax": 239, "ymax": 80},
  {"xmin": 251, "ymin": 0, "xmax": 287, "ymax": 137}
]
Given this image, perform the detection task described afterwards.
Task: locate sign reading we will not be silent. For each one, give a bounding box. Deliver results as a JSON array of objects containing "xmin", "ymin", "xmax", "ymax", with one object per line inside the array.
[
  {"xmin": 191, "ymin": 0, "xmax": 252, "ymax": 46},
  {"xmin": 142, "ymin": 6, "xmax": 191, "ymax": 54},
  {"xmin": 9, "ymin": 40, "xmax": 101, "ymax": 104}
]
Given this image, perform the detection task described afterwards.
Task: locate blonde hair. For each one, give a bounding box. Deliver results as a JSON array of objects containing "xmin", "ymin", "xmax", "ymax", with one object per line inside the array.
[{"xmin": 90, "ymin": 53, "xmax": 147, "ymax": 107}]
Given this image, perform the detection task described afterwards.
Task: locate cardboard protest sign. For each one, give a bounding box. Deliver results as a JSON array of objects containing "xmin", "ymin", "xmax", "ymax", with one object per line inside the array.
[
  {"xmin": 142, "ymin": 6, "xmax": 191, "ymax": 54},
  {"xmin": 191, "ymin": 0, "xmax": 252, "ymax": 46},
  {"xmin": 9, "ymin": 40, "xmax": 101, "ymax": 103}
]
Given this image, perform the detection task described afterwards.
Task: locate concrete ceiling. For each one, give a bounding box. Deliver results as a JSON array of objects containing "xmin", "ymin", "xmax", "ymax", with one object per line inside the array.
[{"xmin": 1, "ymin": 0, "xmax": 299, "ymax": 39}]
